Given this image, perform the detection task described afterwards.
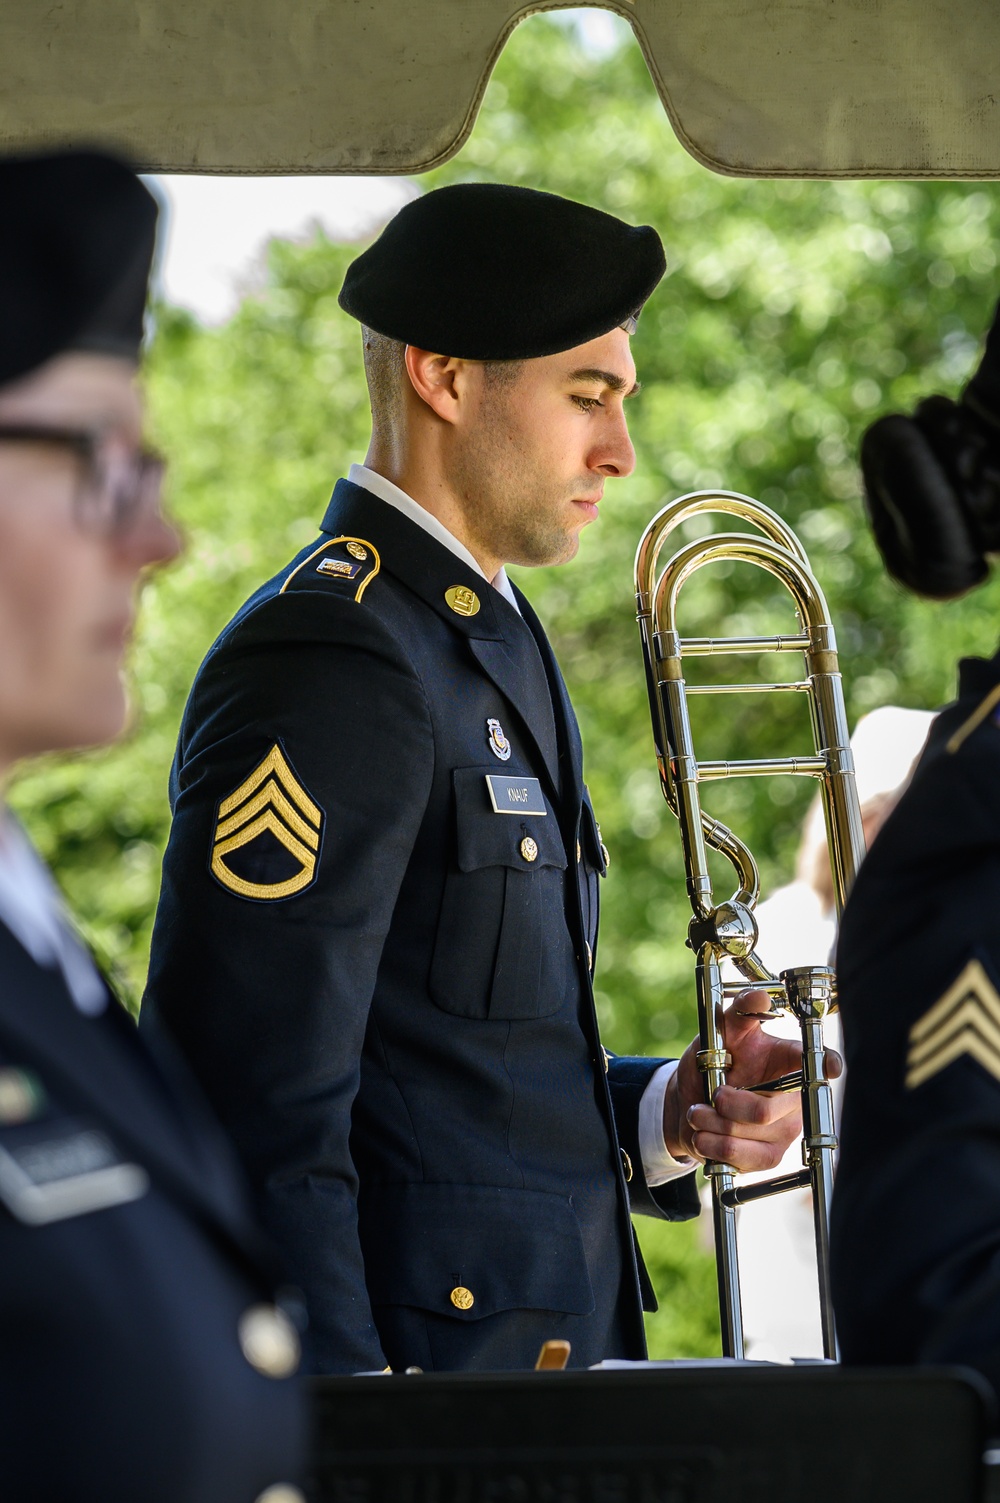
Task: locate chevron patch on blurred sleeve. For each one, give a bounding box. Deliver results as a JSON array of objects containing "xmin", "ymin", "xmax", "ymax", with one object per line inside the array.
[
  {"xmin": 210, "ymin": 743, "xmax": 324, "ymax": 901},
  {"xmin": 905, "ymin": 958, "xmax": 1000, "ymax": 1089}
]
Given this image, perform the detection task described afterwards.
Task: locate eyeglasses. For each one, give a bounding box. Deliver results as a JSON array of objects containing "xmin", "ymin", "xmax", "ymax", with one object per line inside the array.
[{"xmin": 0, "ymin": 423, "xmax": 166, "ymax": 539}]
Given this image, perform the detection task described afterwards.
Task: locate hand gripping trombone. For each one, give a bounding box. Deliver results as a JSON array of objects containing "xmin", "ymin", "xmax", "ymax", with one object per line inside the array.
[{"xmin": 634, "ymin": 491, "xmax": 866, "ymax": 1360}]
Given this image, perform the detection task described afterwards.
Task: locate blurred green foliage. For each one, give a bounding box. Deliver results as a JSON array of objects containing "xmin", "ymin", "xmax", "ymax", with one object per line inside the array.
[{"xmin": 11, "ymin": 12, "xmax": 1000, "ymax": 1355}]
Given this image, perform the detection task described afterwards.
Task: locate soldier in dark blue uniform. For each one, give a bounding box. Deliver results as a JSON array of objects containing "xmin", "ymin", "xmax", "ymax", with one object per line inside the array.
[
  {"xmin": 0, "ymin": 151, "xmax": 304, "ymax": 1501},
  {"xmin": 143, "ymin": 184, "xmax": 808, "ymax": 1375},
  {"xmin": 833, "ymin": 300, "xmax": 1000, "ymax": 1393}
]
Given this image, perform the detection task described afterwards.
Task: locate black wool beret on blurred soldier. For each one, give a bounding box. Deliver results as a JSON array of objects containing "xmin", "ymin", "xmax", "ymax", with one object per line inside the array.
[
  {"xmin": 861, "ymin": 297, "xmax": 1000, "ymax": 599},
  {"xmin": 0, "ymin": 149, "xmax": 158, "ymax": 388},
  {"xmin": 338, "ymin": 183, "xmax": 666, "ymax": 359}
]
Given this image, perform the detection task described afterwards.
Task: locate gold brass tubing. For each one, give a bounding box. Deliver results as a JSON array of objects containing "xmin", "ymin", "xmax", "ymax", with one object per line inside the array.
[
  {"xmin": 679, "ymin": 634, "xmax": 810, "ymax": 654},
  {"xmin": 685, "ymin": 682, "xmax": 811, "ymax": 695},
  {"xmin": 634, "ymin": 489, "xmax": 808, "ymax": 616},
  {"xmin": 654, "ymin": 534, "xmax": 829, "ymax": 634},
  {"xmin": 698, "ymin": 757, "xmax": 827, "ymax": 779}
]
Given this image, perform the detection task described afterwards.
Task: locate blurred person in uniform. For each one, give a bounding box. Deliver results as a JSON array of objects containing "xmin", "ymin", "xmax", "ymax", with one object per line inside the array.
[
  {"xmin": 832, "ymin": 296, "xmax": 1000, "ymax": 1393},
  {"xmin": 141, "ymin": 184, "xmax": 828, "ymax": 1375},
  {"xmin": 723, "ymin": 706, "xmax": 931, "ymax": 1361},
  {"xmin": 0, "ymin": 150, "xmax": 304, "ymax": 1503}
]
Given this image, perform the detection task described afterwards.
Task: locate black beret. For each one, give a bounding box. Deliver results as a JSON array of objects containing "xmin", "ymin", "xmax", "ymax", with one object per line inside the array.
[
  {"xmin": 339, "ymin": 183, "xmax": 666, "ymax": 360},
  {"xmin": 860, "ymin": 299, "xmax": 1000, "ymax": 599},
  {"xmin": 0, "ymin": 149, "xmax": 158, "ymax": 388}
]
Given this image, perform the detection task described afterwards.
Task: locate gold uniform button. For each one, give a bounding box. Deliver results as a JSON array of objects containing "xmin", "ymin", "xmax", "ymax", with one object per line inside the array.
[
  {"xmin": 576, "ymin": 840, "xmax": 582, "ymax": 862},
  {"xmin": 602, "ymin": 1046, "xmax": 610, "ymax": 1074},
  {"xmin": 254, "ymin": 1489, "xmax": 306, "ymax": 1503},
  {"xmin": 621, "ymin": 1149, "xmax": 634, "ymax": 1183},
  {"xmin": 445, "ymin": 585, "xmax": 480, "ymax": 617},
  {"xmin": 238, "ymin": 1304, "xmax": 301, "ymax": 1379},
  {"xmin": 600, "ymin": 842, "xmax": 610, "ymax": 869},
  {"xmin": 585, "ymin": 942, "xmax": 593, "ymax": 970},
  {"xmin": 450, "ymin": 1285, "xmax": 475, "ymax": 1310},
  {"xmin": 520, "ymin": 836, "xmax": 538, "ymax": 863}
]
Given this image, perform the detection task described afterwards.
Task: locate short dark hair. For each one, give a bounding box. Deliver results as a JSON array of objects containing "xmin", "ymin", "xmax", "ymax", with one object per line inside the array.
[{"xmin": 361, "ymin": 326, "xmax": 523, "ymax": 426}]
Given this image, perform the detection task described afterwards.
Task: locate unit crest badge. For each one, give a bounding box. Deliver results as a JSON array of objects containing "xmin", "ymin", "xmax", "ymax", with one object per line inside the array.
[
  {"xmin": 486, "ymin": 717, "xmax": 512, "ymax": 762},
  {"xmin": 210, "ymin": 743, "xmax": 324, "ymax": 901}
]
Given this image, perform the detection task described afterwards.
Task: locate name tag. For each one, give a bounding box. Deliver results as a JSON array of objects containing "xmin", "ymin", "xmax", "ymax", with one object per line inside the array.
[
  {"xmin": 0, "ymin": 1124, "xmax": 149, "ymax": 1226},
  {"xmin": 485, "ymin": 775, "xmax": 547, "ymax": 816}
]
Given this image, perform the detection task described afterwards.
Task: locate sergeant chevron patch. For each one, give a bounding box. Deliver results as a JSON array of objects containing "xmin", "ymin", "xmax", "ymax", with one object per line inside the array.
[
  {"xmin": 210, "ymin": 743, "xmax": 324, "ymax": 901},
  {"xmin": 905, "ymin": 958, "xmax": 1000, "ymax": 1089}
]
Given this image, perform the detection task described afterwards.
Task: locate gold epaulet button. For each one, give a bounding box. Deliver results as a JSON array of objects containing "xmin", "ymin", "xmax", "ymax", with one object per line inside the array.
[{"xmin": 621, "ymin": 1149, "xmax": 634, "ymax": 1183}]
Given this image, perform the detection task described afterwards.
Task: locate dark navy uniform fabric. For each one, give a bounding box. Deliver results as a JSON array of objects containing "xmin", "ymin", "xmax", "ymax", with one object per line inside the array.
[
  {"xmin": 0, "ymin": 921, "xmax": 304, "ymax": 1503},
  {"xmin": 832, "ymin": 648, "xmax": 1000, "ymax": 1393},
  {"xmin": 142, "ymin": 478, "xmax": 698, "ymax": 1376}
]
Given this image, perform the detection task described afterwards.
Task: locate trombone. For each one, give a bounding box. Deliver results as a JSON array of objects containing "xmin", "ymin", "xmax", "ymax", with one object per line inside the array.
[{"xmin": 634, "ymin": 490, "xmax": 866, "ymax": 1360}]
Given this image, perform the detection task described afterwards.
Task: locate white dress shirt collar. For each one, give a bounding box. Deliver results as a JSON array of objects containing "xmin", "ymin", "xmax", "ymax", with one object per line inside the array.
[
  {"xmin": 347, "ymin": 464, "xmax": 521, "ymax": 614},
  {"xmin": 0, "ymin": 810, "xmax": 107, "ymax": 1015}
]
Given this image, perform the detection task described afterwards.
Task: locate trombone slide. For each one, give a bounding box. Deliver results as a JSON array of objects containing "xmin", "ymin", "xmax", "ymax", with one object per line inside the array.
[{"xmin": 634, "ymin": 491, "xmax": 865, "ymax": 1361}]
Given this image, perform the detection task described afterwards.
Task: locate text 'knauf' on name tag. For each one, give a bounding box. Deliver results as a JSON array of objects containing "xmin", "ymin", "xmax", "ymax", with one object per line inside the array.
[{"xmin": 485, "ymin": 775, "xmax": 547, "ymax": 815}]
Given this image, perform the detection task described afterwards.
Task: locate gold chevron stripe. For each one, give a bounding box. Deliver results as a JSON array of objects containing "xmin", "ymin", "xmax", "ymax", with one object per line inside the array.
[
  {"xmin": 214, "ymin": 778, "xmax": 319, "ymax": 850},
  {"xmin": 218, "ymin": 744, "xmax": 321, "ymax": 827},
  {"xmin": 908, "ymin": 997, "xmax": 1000, "ymax": 1068},
  {"xmin": 905, "ymin": 959, "xmax": 1000, "ymax": 1088},
  {"xmin": 211, "ymin": 810, "xmax": 317, "ymax": 901},
  {"xmin": 906, "ymin": 1026, "xmax": 1000, "ymax": 1090},
  {"xmin": 211, "ymin": 743, "xmax": 324, "ymax": 901},
  {"xmin": 909, "ymin": 959, "xmax": 1000, "ymax": 1041}
]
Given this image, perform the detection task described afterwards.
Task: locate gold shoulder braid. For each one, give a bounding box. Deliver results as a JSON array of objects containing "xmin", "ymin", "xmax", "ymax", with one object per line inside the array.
[
  {"xmin": 280, "ymin": 537, "xmax": 380, "ymax": 603},
  {"xmin": 210, "ymin": 743, "xmax": 324, "ymax": 901}
]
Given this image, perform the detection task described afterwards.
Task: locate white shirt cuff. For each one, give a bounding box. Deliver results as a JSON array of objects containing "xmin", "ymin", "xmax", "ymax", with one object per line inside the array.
[{"xmin": 638, "ymin": 1060, "xmax": 698, "ymax": 1187}]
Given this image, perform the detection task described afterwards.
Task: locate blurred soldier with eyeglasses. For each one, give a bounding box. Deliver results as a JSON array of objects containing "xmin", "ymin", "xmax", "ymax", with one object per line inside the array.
[{"xmin": 0, "ymin": 150, "xmax": 304, "ymax": 1503}]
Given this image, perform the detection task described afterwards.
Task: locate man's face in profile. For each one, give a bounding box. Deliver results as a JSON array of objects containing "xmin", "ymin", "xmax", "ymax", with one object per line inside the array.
[{"xmin": 449, "ymin": 326, "xmax": 638, "ymax": 571}]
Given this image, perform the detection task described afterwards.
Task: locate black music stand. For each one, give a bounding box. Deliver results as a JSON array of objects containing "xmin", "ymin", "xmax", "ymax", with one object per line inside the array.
[{"xmin": 310, "ymin": 1364, "xmax": 993, "ymax": 1502}]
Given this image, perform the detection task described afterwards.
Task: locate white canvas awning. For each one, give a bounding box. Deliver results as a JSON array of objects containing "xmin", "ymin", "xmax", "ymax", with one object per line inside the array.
[{"xmin": 1, "ymin": 1, "xmax": 998, "ymax": 179}]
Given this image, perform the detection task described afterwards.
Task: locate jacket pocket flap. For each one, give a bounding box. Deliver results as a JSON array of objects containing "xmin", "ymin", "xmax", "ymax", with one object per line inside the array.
[
  {"xmin": 453, "ymin": 768, "xmax": 566, "ymax": 874},
  {"xmin": 360, "ymin": 1182, "xmax": 595, "ymax": 1320}
]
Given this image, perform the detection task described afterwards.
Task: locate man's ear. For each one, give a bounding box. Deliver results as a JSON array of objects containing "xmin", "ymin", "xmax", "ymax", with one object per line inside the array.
[{"xmin": 404, "ymin": 347, "xmax": 471, "ymax": 426}]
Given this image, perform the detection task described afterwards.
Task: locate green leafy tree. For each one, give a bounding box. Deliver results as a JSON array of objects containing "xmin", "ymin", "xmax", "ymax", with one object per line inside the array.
[{"xmin": 11, "ymin": 13, "xmax": 1000, "ymax": 1355}]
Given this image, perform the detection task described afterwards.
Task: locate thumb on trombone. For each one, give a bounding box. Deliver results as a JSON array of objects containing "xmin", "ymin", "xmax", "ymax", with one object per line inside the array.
[{"xmin": 661, "ymin": 990, "xmax": 843, "ymax": 1174}]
